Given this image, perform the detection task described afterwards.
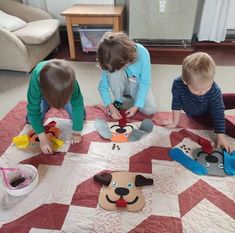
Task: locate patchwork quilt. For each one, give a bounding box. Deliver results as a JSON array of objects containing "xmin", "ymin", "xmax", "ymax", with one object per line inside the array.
[{"xmin": 0, "ymin": 102, "xmax": 235, "ymax": 233}]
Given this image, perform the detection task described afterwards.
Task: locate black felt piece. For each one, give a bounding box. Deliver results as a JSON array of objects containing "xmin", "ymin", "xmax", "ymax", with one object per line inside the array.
[
  {"xmin": 135, "ymin": 175, "xmax": 154, "ymax": 187},
  {"xmin": 10, "ymin": 175, "xmax": 25, "ymax": 187},
  {"xmin": 94, "ymin": 172, "xmax": 112, "ymax": 186}
]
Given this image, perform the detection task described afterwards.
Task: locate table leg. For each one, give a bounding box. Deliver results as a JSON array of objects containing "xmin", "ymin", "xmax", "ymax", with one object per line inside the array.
[
  {"xmin": 113, "ymin": 17, "xmax": 120, "ymax": 32},
  {"xmin": 119, "ymin": 16, "xmax": 123, "ymax": 31},
  {"xmin": 66, "ymin": 16, "xmax": 76, "ymax": 59}
]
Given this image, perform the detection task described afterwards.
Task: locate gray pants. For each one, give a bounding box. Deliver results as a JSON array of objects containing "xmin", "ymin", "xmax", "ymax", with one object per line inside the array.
[{"xmin": 107, "ymin": 69, "xmax": 157, "ymax": 115}]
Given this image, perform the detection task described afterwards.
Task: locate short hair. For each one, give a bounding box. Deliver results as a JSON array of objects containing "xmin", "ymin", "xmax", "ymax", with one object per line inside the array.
[
  {"xmin": 97, "ymin": 32, "xmax": 137, "ymax": 73},
  {"xmin": 39, "ymin": 59, "xmax": 75, "ymax": 109},
  {"xmin": 182, "ymin": 52, "xmax": 216, "ymax": 84}
]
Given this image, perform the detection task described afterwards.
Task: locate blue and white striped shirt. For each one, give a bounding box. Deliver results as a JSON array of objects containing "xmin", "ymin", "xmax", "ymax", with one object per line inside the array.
[{"xmin": 171, "ymin": 77, "xmax": 225, "ymax": 133}]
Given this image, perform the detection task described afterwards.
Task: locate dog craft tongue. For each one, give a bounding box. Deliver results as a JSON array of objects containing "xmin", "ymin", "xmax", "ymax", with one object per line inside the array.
[{"xmin": 116, "ymin": 198, "xmax": 127, "ymax": 207}]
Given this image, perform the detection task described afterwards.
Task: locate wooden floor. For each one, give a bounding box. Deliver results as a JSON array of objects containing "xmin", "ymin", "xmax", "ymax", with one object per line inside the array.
[
  {"xmin": 49, "ymin": 39, "xmax": 235, "ymax": 66},
  {"xmin": 150, "ymin": 42, "xmax": 235, "ymax": 66}
]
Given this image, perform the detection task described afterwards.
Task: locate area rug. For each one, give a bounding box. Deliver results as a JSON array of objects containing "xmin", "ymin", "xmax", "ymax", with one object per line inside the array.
[{"xmin": 0, "ymin": 101, "xmax": 234, "ymax": 233}]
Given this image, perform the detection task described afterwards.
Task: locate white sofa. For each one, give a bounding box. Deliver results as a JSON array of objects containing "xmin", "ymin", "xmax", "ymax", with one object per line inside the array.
[{"xmin": 0, "ymin": 0, "xmax": 60, "ymax": 72}]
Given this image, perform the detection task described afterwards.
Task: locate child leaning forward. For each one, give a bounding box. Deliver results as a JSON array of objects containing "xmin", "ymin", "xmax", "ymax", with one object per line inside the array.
[
  {"xmin": 165, "ymin": 52, "xmax": 235, "ymax": 153},
  {"xmin": 27, "ymin": 59, "xmax": 85, "ymax": 154}
]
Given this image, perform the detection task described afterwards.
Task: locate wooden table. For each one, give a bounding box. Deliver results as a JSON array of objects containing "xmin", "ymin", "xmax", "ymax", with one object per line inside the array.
[{"xmin": 61, "ymin": 4, "xmax": 124, "ymax": 59}]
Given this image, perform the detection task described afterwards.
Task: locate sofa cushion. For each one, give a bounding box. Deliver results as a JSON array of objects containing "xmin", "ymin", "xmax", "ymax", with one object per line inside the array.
[
  {"xmin": 13, "ymin": 19, "xmax": 59, "ymax": 44},
  {"xmin": 0, "ymin": 10, "xmax": 26, "ymax": 32}
]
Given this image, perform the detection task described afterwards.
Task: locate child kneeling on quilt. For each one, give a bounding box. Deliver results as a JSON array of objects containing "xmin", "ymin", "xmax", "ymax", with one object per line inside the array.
[
  {"xmin": 27, "ymin": 59, "xmax": 85, "ymax": 154},
  {"xmin": 164, "ymin": 52, "xmax": 235, "ymax": 153},
  {"xmin": 97, "ymin": 32, "xmax": 157, "ymax": 120}
]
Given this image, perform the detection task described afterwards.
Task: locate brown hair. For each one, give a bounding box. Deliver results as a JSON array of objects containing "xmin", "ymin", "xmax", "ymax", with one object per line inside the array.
[
  {"xmin": 39, "ymin": 59, "xmax": 75, "ymax": 109},
  {"xmin": 182, "ymin": 52, "xmax": 216, "ymax": 84},
  {"xmin": 97, "ymin": 32, "xmax": 137, "ymax": 72}
]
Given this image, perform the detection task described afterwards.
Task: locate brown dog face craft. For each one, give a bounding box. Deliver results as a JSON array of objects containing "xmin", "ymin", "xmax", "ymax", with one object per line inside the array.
[{"xmin": 94, "ymin": 171, "xmax": 154, "ymax": 211}]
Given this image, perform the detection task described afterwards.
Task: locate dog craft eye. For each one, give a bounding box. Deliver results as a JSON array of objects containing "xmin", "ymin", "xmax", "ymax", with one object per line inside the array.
[
  {"xmin": 112, "ymin": 181, "xmax": 118, "ymax": 188},
  {"xmin": 218, "ymin": 163, "xmax": 224, "ymax": 169},
  {"xmin": 205, "ymin": 162, "xmax": 210, "ymax": 168},
  {"xmin": 110, "ymin": 125, "xmax": 121, "ymax": 133},
  {"xmin": 127, "ymin": 183, "xmax": 133, "ymax": 189},
  {"xmin": 123, "ymin": 125, "xmax": 134, "ymax": 133}
]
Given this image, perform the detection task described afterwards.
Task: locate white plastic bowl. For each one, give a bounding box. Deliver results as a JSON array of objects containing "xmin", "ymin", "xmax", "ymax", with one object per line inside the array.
[{"xmin": 2, "ymin": 164, "xmax": 38, "ymax": 196}]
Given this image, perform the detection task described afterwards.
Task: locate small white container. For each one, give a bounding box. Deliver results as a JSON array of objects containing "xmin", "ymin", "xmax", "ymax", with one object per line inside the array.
[{"xmin": 2, "ymin": 164, "xmax": 38, "ymax": 196}]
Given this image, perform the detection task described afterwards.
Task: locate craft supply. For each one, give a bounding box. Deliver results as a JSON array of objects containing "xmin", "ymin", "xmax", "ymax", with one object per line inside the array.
[{"xmin": 1, "ymin": 165, "xmax": 39, "ymax": 196}]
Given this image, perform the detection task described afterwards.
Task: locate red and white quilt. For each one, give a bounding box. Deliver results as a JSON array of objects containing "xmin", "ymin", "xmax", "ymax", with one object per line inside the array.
[{"xmin": 0, "ymin": 102, "xmax": 235, "ymax": 233}]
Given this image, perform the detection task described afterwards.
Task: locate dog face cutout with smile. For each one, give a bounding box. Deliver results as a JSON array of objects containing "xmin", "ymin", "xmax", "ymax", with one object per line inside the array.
[
  {"xmin": 94, "ymin": 118, "xmax": 153, "ymax": 143},
  {"xmin": 94, "ymin": 171, "xmax": 153, "ymax": 211}
]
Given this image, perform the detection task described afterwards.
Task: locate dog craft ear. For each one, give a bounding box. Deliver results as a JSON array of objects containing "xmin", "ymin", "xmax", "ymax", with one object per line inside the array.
[
  {"xmin": 94, "ymin": 172, "xmax": 112, "ymax": 186},
  {"xmin": 135, "ymin": 175, "xmax": 153, "ymax": 187}
]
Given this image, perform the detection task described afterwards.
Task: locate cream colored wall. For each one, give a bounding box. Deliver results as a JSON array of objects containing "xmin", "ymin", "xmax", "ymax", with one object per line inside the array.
[{"xmin": 126, "ymin": 0, "xmax": 199, "ymax": 40}]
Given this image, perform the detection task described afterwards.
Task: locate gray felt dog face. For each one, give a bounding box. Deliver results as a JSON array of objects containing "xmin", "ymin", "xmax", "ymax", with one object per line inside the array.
[
  {"xmin": 192, "ymin": 148, "xmax": 226, "ymax": 177},
  {"xmin": 94, "ymin": 118, "xmax": 153, "ymax": 142}
]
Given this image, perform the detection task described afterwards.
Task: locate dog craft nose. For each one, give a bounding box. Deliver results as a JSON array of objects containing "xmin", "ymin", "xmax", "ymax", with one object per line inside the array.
[
  {"xmin": 115, "ymin": 187, "xmax": 129, "ymax": 196},
  {"xmin": 205, "ymin": 155, "xmax": 218, "ymax": 163},
  {"xmin": 116, "ymin": 128, "xmax": 126, "ymax": 133}
]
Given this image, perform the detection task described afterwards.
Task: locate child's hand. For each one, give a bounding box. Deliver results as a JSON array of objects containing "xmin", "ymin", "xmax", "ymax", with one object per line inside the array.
[
  {"xmin": 71, "ymin": 131, "xmax": 81, "ymax": 144},
  {"xmin": 216, "ymin": 134, "xmax": 234, "ymax": 153},
  {"xmin": 162, "ymin": 111, "xmax": 181, "ymax": 128},
  {"xmin": 125, "ymin": 106, "xmax": 138, "ymax": 118},
  {"xmin": 38, "ymin": 132, "xmax": 53, "ymax": 154},
  {"xmin": 107, "ymin": 104, "xmax": 122, "ymax": 120}
]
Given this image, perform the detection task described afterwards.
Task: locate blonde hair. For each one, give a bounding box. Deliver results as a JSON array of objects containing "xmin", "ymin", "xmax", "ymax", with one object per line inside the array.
[
  {"xmin": 97, "ymin": 32, "xmax": 137, "ymax": 73},
  {"xmin": 182, "ymin": 52, "xmax": 216, "ymax": 84}
]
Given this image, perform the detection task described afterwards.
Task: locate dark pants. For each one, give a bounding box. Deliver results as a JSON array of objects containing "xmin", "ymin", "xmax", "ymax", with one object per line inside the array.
[{"xmin": 191, "ymin": 93, "xmax": 235, "ymax": 138}]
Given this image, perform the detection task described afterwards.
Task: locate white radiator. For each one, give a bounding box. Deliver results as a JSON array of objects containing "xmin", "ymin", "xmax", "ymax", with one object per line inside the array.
[{"xmin": 23, "ymin": 0, "xmax": 114, "ymax": 25}]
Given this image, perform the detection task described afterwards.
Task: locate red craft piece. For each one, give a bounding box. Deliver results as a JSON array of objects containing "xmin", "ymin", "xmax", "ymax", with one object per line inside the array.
[
  {"xmin": 119, "ymin": 110, "xmax": 127, "ymax": 128},
  {"xmin": 45, "ymin": 121, "xmax": 57, "ymax": 132},
  {"xmin": 116, "ymin": 198, "xmax": 127, "ymax": 207},
  {"xmin": 199, "ymin": 137, "xmax": 213, "ymax": 154}
]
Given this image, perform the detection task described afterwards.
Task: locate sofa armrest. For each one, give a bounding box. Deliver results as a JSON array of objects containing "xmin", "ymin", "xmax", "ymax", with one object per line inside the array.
[
  {"xmin": 0, "ymin": 0, "xmax": 52, "ymax": 22},
  {"xmin": 0, "ymin": 27, "xmax": 28, "ymax": 58}
]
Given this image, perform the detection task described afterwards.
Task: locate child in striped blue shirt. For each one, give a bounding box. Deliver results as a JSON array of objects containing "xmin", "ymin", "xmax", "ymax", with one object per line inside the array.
[{"xmin": 165, "ymin": 52, "xmax": 235, "ymax": 153}]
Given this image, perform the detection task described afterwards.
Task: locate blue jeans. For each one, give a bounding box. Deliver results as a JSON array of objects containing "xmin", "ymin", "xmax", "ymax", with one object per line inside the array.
[
  {"xmin": 27, "ymin": 98, "xmax": 73, "ymax": 123},
  {"xmin": 40, "ymin": 98, "xmax": 73, "ymax": 119}
]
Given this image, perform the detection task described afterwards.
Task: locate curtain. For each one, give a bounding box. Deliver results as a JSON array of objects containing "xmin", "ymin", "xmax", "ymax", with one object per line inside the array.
[
  {"xmin": 198, "ymin": 0, "xmax": 231, "ymax": 42},
  {"xmin": 22, "ymin": 0, "xmax": 114, "ymax": 25},
  {"xmin": 22, "ymin": 0, "xmax": 47, "ymax": 11}
]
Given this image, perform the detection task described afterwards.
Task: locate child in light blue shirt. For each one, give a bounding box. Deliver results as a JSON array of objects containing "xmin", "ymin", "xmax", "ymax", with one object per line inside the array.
[{"xmin": 97, "ymin": 32, "xmax": 157, "ymax": 120}]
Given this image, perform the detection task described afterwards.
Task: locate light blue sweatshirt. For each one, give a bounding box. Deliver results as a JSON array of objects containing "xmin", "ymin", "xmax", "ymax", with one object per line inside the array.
[{"xmin": 98, "ymin": 43, "xmax": 151, "ymax": 108}]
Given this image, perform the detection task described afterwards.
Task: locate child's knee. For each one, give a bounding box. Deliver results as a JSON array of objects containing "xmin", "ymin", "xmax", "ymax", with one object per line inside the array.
[{"xmin": 140, "ymin": 106, "xmax": 157, "ymax": 115}]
